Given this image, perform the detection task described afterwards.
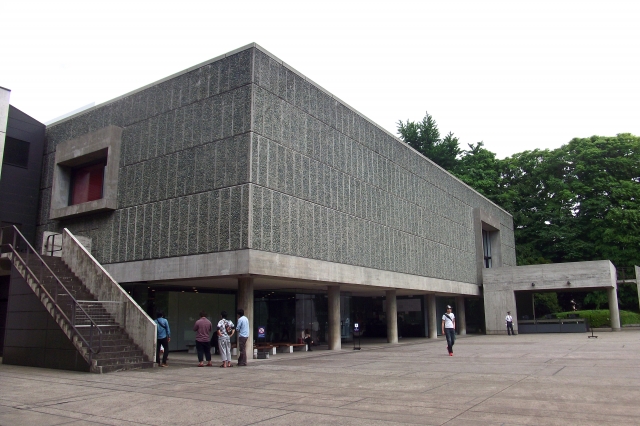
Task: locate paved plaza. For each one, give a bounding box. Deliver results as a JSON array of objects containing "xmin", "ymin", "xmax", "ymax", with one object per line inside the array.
[{"xmin": 1, "ymin": 332, "xmax": 640, "ymax": 425}]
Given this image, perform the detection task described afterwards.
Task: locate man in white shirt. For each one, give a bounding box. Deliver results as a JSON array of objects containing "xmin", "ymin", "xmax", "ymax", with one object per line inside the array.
[
  {"xmin": 441, "ymin": 305, "xmax": 456, "ymax": 356},
  {"xmin": 505, "ymin": 311, "xmax": 514, "ymax": 335}
]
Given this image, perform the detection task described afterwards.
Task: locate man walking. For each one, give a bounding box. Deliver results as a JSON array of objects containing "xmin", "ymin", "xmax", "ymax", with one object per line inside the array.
[
  {"xmin": 155, "ymin": 312, "xmax": 170, "ymax": 367},
  {"xmin": 194, "ymin": 311, "xmax": 213, "ymax": 367},
  {"xmin": 441, "ymin": 305, "xmax": 456, "ymax": 356},
  {"xmin": 505, "ymin": 311, "xmax": 514, "ymax": 335},
  {"xmin": 236, "ymin": 309, "xmax": 249, "ymax": 366}
]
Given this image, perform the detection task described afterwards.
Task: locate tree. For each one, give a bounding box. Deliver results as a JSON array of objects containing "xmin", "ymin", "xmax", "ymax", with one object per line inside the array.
[
  {"xmin": 453, "ymin": 142, "xmax": 501, "ymax": 202},
  {"xmin": 397, "ymin": 112, "xmax": 461, "ymax": 170}
]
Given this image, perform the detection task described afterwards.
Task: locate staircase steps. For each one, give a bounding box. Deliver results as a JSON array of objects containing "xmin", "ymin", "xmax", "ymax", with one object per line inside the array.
[{"xmin": 22, "ymin": 255, "xmax": 154, "ymax": 373}]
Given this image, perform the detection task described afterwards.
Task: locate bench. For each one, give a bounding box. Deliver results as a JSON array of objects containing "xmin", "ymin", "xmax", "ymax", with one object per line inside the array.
[
  {"xmin": 274, "ymin": 342, "xmax": 307, "ymax": 353},
  {"xmin": 254, "ymin": 343, "xmax": 276, "ymax": 355}
]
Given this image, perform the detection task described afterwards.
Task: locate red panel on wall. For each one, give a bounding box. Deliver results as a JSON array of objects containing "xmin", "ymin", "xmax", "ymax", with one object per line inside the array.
[{"xmin": 70, "ymin": 162, "xmax": 105, "ymax": 205}]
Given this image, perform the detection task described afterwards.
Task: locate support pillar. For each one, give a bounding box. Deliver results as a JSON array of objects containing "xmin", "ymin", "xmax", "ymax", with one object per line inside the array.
[
  {"xmin": 456, "ymin": 296, "xmax": 466, "ymax": 336},
  {"xmin": 386, "ymin": 290, "xmax": 398, "ymax": 344},
  {"xmin": 328, "ymin": 285, "xmax": 341, "ymax": 350},
  {"xmin": 608, "ymin": 286, "xmax": 621, "ymax": 331},
  {"xmin": 427, "ymin": 294, "xmax": 437, "ymax": 339},
  {"xmin": 238, "ymin": 276, "xmax": 254, "ymax": 361}
]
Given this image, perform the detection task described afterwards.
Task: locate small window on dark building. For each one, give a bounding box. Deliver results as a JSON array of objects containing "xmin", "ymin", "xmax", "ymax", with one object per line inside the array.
[
  {"xmin": 3, "ymin": 137, "xmax": 30, "ymax": 168},
  {"xmin": 69, "ymin": 160, "xmax": 106, "ymax": 205}
]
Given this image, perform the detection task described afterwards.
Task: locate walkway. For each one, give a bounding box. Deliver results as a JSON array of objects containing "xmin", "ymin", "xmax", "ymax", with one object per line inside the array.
[{"xmin": 1, "ymin": 332, "xmax": 640, "ymax": 425}]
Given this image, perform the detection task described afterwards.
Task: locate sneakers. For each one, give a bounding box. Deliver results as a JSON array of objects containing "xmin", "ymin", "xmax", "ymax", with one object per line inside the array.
[
  {"xmin": 449, "ymin": 353, "xmax": 453, "ymax": 356},
  {"xmin": 159, "ymin": 364, "xmax": 168, "ymax": 367}
]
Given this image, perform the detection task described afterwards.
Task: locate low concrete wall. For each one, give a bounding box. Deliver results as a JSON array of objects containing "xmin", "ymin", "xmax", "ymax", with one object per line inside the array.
[
  {"xmin": 483, "ymin": 260, "xmax": 617, "ymax": 334},
  {"xmin": 61, "ymin": 229, "xmax": 156, "ymax": 362}
]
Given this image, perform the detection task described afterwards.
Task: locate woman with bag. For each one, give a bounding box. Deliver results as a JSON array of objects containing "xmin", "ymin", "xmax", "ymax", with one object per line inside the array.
[{"xmin": 217, "ymin": 311, "xmax": 235, "ymax": 368}]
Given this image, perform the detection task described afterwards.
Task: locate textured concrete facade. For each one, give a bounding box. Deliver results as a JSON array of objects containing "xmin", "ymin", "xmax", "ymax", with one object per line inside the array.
[{"xmin": 36, "ymin": 44, "xmax": 515, "ymax": 290}]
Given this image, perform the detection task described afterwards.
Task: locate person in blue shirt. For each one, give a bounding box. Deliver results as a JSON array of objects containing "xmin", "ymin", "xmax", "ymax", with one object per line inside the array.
[
  {"xmin": 235, "ymin": 309, "xmax": 249, "ymax": 366},
  {"xmin": 155, "ymin": 312, "xmax": 170, "ymax": 367}
]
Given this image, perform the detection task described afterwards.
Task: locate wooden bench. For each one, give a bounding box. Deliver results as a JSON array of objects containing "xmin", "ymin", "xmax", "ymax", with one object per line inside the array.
[
  {"xmin": 254, "ymin": 343, "xmax": 276, "ymax": 355},
  {"xmin": 274, "ymin": 342, "xmax": 307, "ymax": 353}
]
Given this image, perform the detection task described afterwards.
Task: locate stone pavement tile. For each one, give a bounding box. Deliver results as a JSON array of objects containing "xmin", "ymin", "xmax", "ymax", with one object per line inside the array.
[
  {"xmin": 0, "ymin": 376, "xmax": 113, "ymax": 407},
  {"xmin": 280, "ymin": 394, "xmax": 364, "ymax": 409},
  {"xmin": 448, "ymin": 372, "xmax": 529, "ymax": 383},
  {"xmin": 49, "ymin": 391, "xmax": 239, "ymax": 425},
  {"xmin": 456, "ymin": 409, "xmax": 640, "ymax": 426},
  {"xmin": 498, "ymin": 382, "xmax": 640, "ymax": 405},
  {"xmin": 30, "ymin": 406, "xmax": 148, "ymax": 426},
  {"xmin": 0, "ymin": 407, "xmax": 79, "ymax": 426},
  {"xmin": 250, "ymin": 411, "xmax": 415, "ymax": 426},
  {"xmin": 197, "ymin": 407, "xmax": 292, "ymax": 426},
  {"xmin": 269, "ymin": 403, "xmax": 452, "ymax": 425},
  {"xmin": 473, "ymin": 397, "xmax": 640, "ymax": 418}
]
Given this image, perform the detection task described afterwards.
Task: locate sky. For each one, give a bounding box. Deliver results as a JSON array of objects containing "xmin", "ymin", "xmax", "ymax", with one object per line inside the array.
[{"xmin": 3, "ymin": 0, "xmax": 639, "ymax": 158}]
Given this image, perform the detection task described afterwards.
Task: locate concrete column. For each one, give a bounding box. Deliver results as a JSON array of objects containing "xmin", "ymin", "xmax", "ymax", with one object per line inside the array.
[
  {"xmin": 456, "ymin": 296, "xmax": 467, "ymax": 336},
  {"xmin": 608, "ymin": 286, "xmax": 621, "ymax": 331},
  {"xmin": 237, "ymin": 276, "xmax": 254, "ymax": 361},
  {"xmin": 386, "ymin": 290, "xmax": 398, "ymax": 344},
  {"xmin": 427, "ymin": 294, "xmax": 437, "ymax": 339},
  {"xmin": 328, "ymin": 285, "xmax": 341, "ymax": 350}
]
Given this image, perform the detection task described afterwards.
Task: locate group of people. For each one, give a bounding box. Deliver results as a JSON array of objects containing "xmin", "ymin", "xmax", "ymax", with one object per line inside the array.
[{"xmin": 155, "ymin": 309, "xmax": 250, "ymax": 368}]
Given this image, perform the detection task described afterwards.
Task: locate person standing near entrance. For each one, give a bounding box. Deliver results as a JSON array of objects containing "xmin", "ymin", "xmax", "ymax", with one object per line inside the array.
[
  {"xmin": 441, "ymin": 305, "xmax": 456, "ymax": 356},
  {"xmin": 155, "ymin": 312, "xmax": 170, "ymax": 367},
  {"xmin": 235, "ymin": 309, "xmax": 249, "ymax": 366},
  {"xmin": 194, "ymin": 311, "xmax": 213, "ymax": 367},
  {"xmin": 505, "ymin": 311, "xmax": 514, "ymax": 335},
  {"xmin": 217, "ymin": 311, "xmax": 235, "ymax": 368}
]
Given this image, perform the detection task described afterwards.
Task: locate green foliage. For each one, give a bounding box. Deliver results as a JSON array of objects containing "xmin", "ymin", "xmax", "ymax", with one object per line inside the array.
[
  {"xmin": 583, "ymin": 291, "xmax": 609, "ymax": 310},
  {"xmin": 556, "ymin": 310, "xmax": 640, "ymax": 328},
  {"xmin": 533, "ymin": 293, "xmax": 562, "ymax": 316},
  {"xmin": 397, "ymin": 113, "xmax": 461, "ymax": 170}
]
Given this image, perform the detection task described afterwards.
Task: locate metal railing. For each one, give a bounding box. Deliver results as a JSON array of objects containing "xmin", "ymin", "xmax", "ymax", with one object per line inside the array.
[
  {"xmin": 616, "ymin": 267, "xmax": 637, "ymax": 283},
  {"xmin": 0, "ymin": 225, "xmax": 102, "ymax": 362},
  {"xmin": 45, "ymin": 233, "xmax": 63, "ymax": 257}
]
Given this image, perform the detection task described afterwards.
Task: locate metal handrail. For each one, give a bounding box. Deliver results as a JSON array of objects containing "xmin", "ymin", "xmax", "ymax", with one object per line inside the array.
[
  {"xmin": 45, "ymin": 233, "xmax": 63, "ymax": 257},
  {"xmin": 0, "ymin": 225, "xmax": 102, "ymax": 362}
]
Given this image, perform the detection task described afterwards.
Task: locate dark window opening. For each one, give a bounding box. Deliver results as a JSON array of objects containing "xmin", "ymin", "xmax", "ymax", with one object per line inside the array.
[
  {"xmin": 69, "ymin": 160, "xmax": 106, "ymax": 205},
  {"xmin": 3, "ymin": 137, "xmax": 30, "ymax": 168},
  {"xmin": 482, "ymin": 230, "xmax": 492, "ymax": 268}
]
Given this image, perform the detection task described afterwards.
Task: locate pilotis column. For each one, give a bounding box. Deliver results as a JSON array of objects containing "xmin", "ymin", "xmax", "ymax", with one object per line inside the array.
[
  {"xmin": 386, "ymin": 290, "xmax": 398, "ymax": 344},
  {"xmin": 328, "ymin": 285, "xmax": 341, "ymax": 350},
  {"xmin": 456, "ymin": 296, "xmax": 466, "ymax": 335},
  {"xmin": 238, "ymin": 276, "xmax": 254, "ymax": 360},
  {"xmin": 608, "ymin": 286, "xmax": 621, "ymax": 331},
  {"xmin": 427, "ymin": 294, "xmax": 437, "ymax": 338}
]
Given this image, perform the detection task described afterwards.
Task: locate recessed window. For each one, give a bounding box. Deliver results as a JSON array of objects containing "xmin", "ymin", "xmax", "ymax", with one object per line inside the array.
[
  {"xmin": 482, "ymin": 230, "xmax": 492, "ymax": 268},
  {"xmin": 3, "ymin": 137, "xmax": 30, "ymax": 168},
  {"xmin": 50, "ymin": 125, "xmax": 122, "ymax": 220},
  {"xmin": 69, "ymin": 160, "xmax": 106, "ymax": 205}
]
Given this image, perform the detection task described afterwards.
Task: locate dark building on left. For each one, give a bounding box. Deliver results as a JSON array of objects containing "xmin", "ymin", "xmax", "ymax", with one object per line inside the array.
[{"xmin": 0, "ymin": 87, "xmax": 46, "ymax": 355}]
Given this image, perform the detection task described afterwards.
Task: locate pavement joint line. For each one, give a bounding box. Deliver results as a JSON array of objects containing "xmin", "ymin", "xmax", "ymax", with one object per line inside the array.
[{"xmin": 552, "ymin": 366, "xmax": 566, "ymax": 376}]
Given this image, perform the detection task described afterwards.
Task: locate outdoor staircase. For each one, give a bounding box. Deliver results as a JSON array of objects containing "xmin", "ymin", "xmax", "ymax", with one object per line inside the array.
[
  {"xmin": 2, "ymin": 225, "xmax": 156, "ymax": 374},
  {"xmin": 33, "ymin": 256, "xmax": 154, "ymax": 373}
]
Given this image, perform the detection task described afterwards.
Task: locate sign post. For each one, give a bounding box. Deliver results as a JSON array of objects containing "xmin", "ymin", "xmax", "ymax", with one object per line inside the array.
[{"xmin": 353, "ymin": 323, "xmax": 361, "ymax": 350}]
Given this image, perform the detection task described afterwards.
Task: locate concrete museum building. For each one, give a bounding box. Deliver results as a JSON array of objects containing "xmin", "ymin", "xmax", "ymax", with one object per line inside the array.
[{"xmin": 1, "ymin": 44, "xmax": 624, "ymax": 372}]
